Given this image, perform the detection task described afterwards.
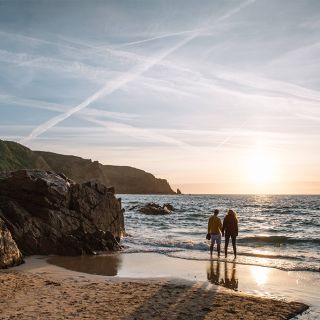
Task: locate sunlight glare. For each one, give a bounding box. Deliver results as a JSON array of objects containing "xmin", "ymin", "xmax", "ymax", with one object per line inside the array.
[
  {"xmin": 246, "ymin": 145, "xmax": 275, "ymax": 186},
  {"xmin": 250, "ymin": 266, "xmax": 270, "ymax": 285}
]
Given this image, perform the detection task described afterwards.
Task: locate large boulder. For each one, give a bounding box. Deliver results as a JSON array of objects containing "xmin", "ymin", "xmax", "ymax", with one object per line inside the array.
[
  {"xmin": 0, "ymin": 217, "xmax": 23, "ymax": 268},
  {"xmin": 0, "ymin": 170, "xmax": 125, "ymax": 261}
]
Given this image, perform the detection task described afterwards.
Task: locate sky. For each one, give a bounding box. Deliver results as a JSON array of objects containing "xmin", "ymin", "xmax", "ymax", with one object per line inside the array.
[{"xmin": 0, "ymin": 0, "xmax": 320, "ymax": 194}]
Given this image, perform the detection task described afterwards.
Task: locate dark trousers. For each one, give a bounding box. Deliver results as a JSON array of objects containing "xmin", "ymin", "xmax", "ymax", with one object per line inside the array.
[{"xmin": 225, "ymin": 234, "xmax": 237, "ymax": 257}]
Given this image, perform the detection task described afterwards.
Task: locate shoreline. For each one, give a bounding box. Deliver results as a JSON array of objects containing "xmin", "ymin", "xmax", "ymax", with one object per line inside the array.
[
  {"xmin": 1, "ymin": 253, "xmax": 318, "ymax": 319},
  {"xmin": 163, "ymin": 251, "xmax": 320, "ymax": 274},
  {"xmin": 46, "ymin": 252, "xmax": 320, "ymax": 307}
]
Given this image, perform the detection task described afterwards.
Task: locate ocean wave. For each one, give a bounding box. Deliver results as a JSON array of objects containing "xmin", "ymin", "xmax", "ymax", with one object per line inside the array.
[
  {"xmin": 237, "ymin": 251, "xmax": 304, "ymax": 260},
  {"xmin": 238, "ymin": 236, "xmax": 320, "ymax": 245},
  {"xmin": 153, "ymin": 240, "xmax": 209, "ymax": 251},
  {"xmin": 125, "ymin": 235, "xmax": 320, "ymax": 252},
  {"xmin": 123, "ymin": 237, "xmax": 208, "ymax": 251},
  {"xmin": 122, "ymin": 243, "xmax": 320, "ymax": 273},
  {"xmin": 125, "ymin": 246, "xmax": 307, "ymax": 262}
]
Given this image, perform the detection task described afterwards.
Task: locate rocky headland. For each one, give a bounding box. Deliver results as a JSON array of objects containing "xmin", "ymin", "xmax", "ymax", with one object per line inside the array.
[
  {"xmin": 0, "ymin": 140, "xmax": 175, "ymax": 194},
  {"xmin": 0, "ymin": 169, "xmax": 125, "ymax": 268}
]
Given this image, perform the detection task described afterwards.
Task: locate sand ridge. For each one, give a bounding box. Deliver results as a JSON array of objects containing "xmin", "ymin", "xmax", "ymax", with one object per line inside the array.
[{"xmin": 0, "ymin": 271, "xmax": 308, "ymax": 320}]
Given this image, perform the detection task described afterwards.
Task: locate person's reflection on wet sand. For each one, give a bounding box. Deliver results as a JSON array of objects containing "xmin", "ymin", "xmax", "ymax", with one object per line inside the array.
[
  {"xmin": 206, "ymin": 260, "xmax": 223, "ymax": 286},
  {"xmin": 224, "ymin": 261, "xmax": 238, "ymax": 291},
  {"xmin": 207, "ymin": 260, "xmax": 238, "ymax": 291}
]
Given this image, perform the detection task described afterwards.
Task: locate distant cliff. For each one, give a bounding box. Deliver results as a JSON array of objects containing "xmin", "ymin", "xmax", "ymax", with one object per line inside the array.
[{"xmin": 0, "ymin": 140, "xmax": 175, "ymax": 194}]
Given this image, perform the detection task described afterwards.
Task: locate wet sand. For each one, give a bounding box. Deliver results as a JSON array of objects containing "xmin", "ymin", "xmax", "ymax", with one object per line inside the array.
[
  {"xmin": 46, "ymin": 253, "xmax": 320, "ymax": 306},
  {"xmin": 0, "ymin": 254, "xmax": 312, "ymax": 319}
]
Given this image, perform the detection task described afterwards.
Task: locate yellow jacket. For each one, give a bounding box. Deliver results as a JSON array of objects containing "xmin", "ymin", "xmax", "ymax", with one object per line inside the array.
[{"xmin": 208, "ymin": 215, "xmax": 222, "ymax": 234}]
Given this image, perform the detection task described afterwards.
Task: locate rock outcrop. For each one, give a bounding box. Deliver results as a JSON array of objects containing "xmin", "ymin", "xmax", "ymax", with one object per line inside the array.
[
  {"xmin": 0, "ymin": 170, "xmax": 125, "ymax": 263},
  {"xmin": 0, "ymin": 140, "xmax": 175, "ymax": 194},
  {"xmin": 130, "ymin": 203, "xmax": 175, "ymax": 215},
  {"xmin": 163, "ymin": 203, "xmax": 175, "ymax": 211},
  {"xmin": 0, "ymin": 217, "xmax": 23, "ymax": 268}
]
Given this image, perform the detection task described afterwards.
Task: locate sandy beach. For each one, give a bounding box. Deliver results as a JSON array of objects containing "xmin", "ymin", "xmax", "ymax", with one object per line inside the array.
[
  {"xmin": 1, "ymin": 0, "xmax": 319, "ymax": 318},
  {"xmin": 0, "ymin": 254, "xmax": 312, "ymax": 320}
]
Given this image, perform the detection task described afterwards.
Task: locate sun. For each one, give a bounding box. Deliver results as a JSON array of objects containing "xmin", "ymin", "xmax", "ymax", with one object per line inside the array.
[
  {"xmin": 248, "ymin": 152, "xmax": 273, "ymax": 185},
  {"xmin": 243, "ymin": 144, "xmax": 276, "ymax": 189}
]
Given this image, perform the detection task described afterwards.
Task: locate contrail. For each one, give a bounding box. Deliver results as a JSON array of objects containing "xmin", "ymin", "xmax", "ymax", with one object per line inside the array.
[
  {"xmin": 19, "ymin": 33, "xmax": 198, "ymax": 144},
  {"xmin": 20, "ymin": 0, "xmax": 255, "ymax": 144},
  {"xmin": 212, "ymin": 120, "xmax": 249, "ymax": 152},
  {"xmin": 115, "ymin": 29, "xmax": 203, "ymax": 48},
  {"xmin": 116, "ymin": 0, "xmax": 256, "ymax": 48}
]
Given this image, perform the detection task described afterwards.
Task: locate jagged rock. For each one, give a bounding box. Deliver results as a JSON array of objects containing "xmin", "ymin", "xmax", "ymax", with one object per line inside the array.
[
  {"xmin": 177, "ymin": 188, "xmax": 182, "ymax": 194},
  {"xmin": 135, "ymin": 202, "xmax": 175, "ymax": 215},
  {"xmin": 163, "ymin": 203, "xmax": 175, "ymax": 211},
  {"xmin": 0, "ymin": 170, "xmax": 125, "ymax": 260},
  {"xmin": 0, "ymin": 217, "xmax": 23, "ymax": 268},
  {"xmin": 128, "ymin": 204, "xmax": 139, "ymax": 210}
]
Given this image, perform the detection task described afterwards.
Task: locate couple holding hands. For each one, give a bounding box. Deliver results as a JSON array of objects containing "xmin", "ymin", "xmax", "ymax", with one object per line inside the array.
[{"xmin": 207, "ymin": 209, "xmax": 238, "ymax": 258}]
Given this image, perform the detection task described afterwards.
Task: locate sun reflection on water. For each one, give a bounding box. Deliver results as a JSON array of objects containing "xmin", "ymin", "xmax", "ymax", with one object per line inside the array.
[{"xmin": 250, "ymin": 266, "xmax": 270, "ymax": 285}]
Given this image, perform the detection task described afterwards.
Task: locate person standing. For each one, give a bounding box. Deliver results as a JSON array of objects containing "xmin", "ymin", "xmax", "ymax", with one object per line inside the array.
[
  {"xmin": 207, "ymin": 209, "xmax": 222, "ymax": 257},
  {"xmin": 222, "ymin": 209, "xmax": 238, "ymax": 259}
]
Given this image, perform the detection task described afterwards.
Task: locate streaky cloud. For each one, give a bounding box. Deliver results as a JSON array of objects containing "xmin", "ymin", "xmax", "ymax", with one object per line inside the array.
[
  {"xmin": 20, "ymin": 0, "xmax": 256, "ymax": 143},
  {"xmin": 0, "ymin": 94, "xmax": 139, "ymax": 121},
  {"xmin": 19, "ymin": 35, "xmax": 195, "ymax": 145},
  {"xmin": 81, "ymin": 116, "xmax": 190, "ymax": 147}
]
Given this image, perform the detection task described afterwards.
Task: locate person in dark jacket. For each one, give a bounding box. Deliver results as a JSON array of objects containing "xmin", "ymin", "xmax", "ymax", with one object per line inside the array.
[{"xmin": 222, "ymin": 209, "xmax": 238, "ymax": 258}]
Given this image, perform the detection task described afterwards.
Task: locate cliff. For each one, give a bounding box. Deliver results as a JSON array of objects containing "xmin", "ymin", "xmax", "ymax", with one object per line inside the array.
[
  {"xmin": 0, "ymin": 169, "xmax": 125, "ymax": 268},
  {"xmin": 0, "ymin": 140, "xmax": 50, "ymax": 171},
  {"xmin": 0, "ymin": 140, "xmax": 175, "ymax": 194}
]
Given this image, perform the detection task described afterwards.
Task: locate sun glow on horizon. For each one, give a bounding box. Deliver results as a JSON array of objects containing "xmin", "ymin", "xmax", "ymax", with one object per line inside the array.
[
  {"xmin": 248, "ymin": 151, "xmax": 274, "ymax": 185},
  {"xmin": 241, "ymin": 143, "xmax": 279, "ymax": 193}
]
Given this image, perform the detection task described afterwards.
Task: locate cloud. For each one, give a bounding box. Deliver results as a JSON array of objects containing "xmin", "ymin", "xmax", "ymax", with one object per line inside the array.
[
  {"xmin": 2, "ymin": 44, "xmax": 319, "ymax": 108},
  {"xmin": 80, "ymin": 116, "xmax": 190, "ymax": 147},
  {"xmin": 216, "ymin": 71, "xmax": 320, "ymax": 102},
  {"xmin": 0, "ymin": 94, "xmax": 139, "ymax": 121},
  {"xmin": 0, "ymin": 46, "xmax": 197, "ymax": 98},
  {"xmin": 19, "ymin": 0, "xmax": 256, "ymax": 143},
  {"xmin": 296, "ymin": 113, "xmax": 320, "ymax": 122}
]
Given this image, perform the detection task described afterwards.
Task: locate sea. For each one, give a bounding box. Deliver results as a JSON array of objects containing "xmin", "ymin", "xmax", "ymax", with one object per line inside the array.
[
  {"xmin": 45, "ymin": 193, "xmax": 320, "ymax": 318},
  {"xmin": 121, "ymin": 194, "xmax": 320, "ymax": 273}
]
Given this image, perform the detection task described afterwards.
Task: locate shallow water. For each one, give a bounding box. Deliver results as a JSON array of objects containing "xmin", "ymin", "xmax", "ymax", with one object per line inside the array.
[{"xmin": 120, "ymin": 194, "xmax": 320, "ymax": 273}]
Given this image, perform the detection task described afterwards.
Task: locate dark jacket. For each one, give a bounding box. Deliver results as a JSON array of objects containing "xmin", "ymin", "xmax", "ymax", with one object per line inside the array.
[{"xmin": 222, "ymin": 214, "xmax": 238, "ymax": 236}]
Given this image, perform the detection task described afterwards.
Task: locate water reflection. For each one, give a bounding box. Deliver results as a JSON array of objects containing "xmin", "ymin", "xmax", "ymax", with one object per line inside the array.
[
  {"xmin": 250, "ymin": 265, "xmax": 270, "ymax": 285},
  {"xmin": 207, "ymin": 261, "xmax": 238, "ymax": 291},
  {"xmin": 47, "ymin": 254, "xmax": 123, "ymax": 276}
]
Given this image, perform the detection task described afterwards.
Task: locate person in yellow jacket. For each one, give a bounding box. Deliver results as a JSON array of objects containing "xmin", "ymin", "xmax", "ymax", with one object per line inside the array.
[{"xmin": 207, "ymin": 209, "xmax": 222, "ymax": 257}]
